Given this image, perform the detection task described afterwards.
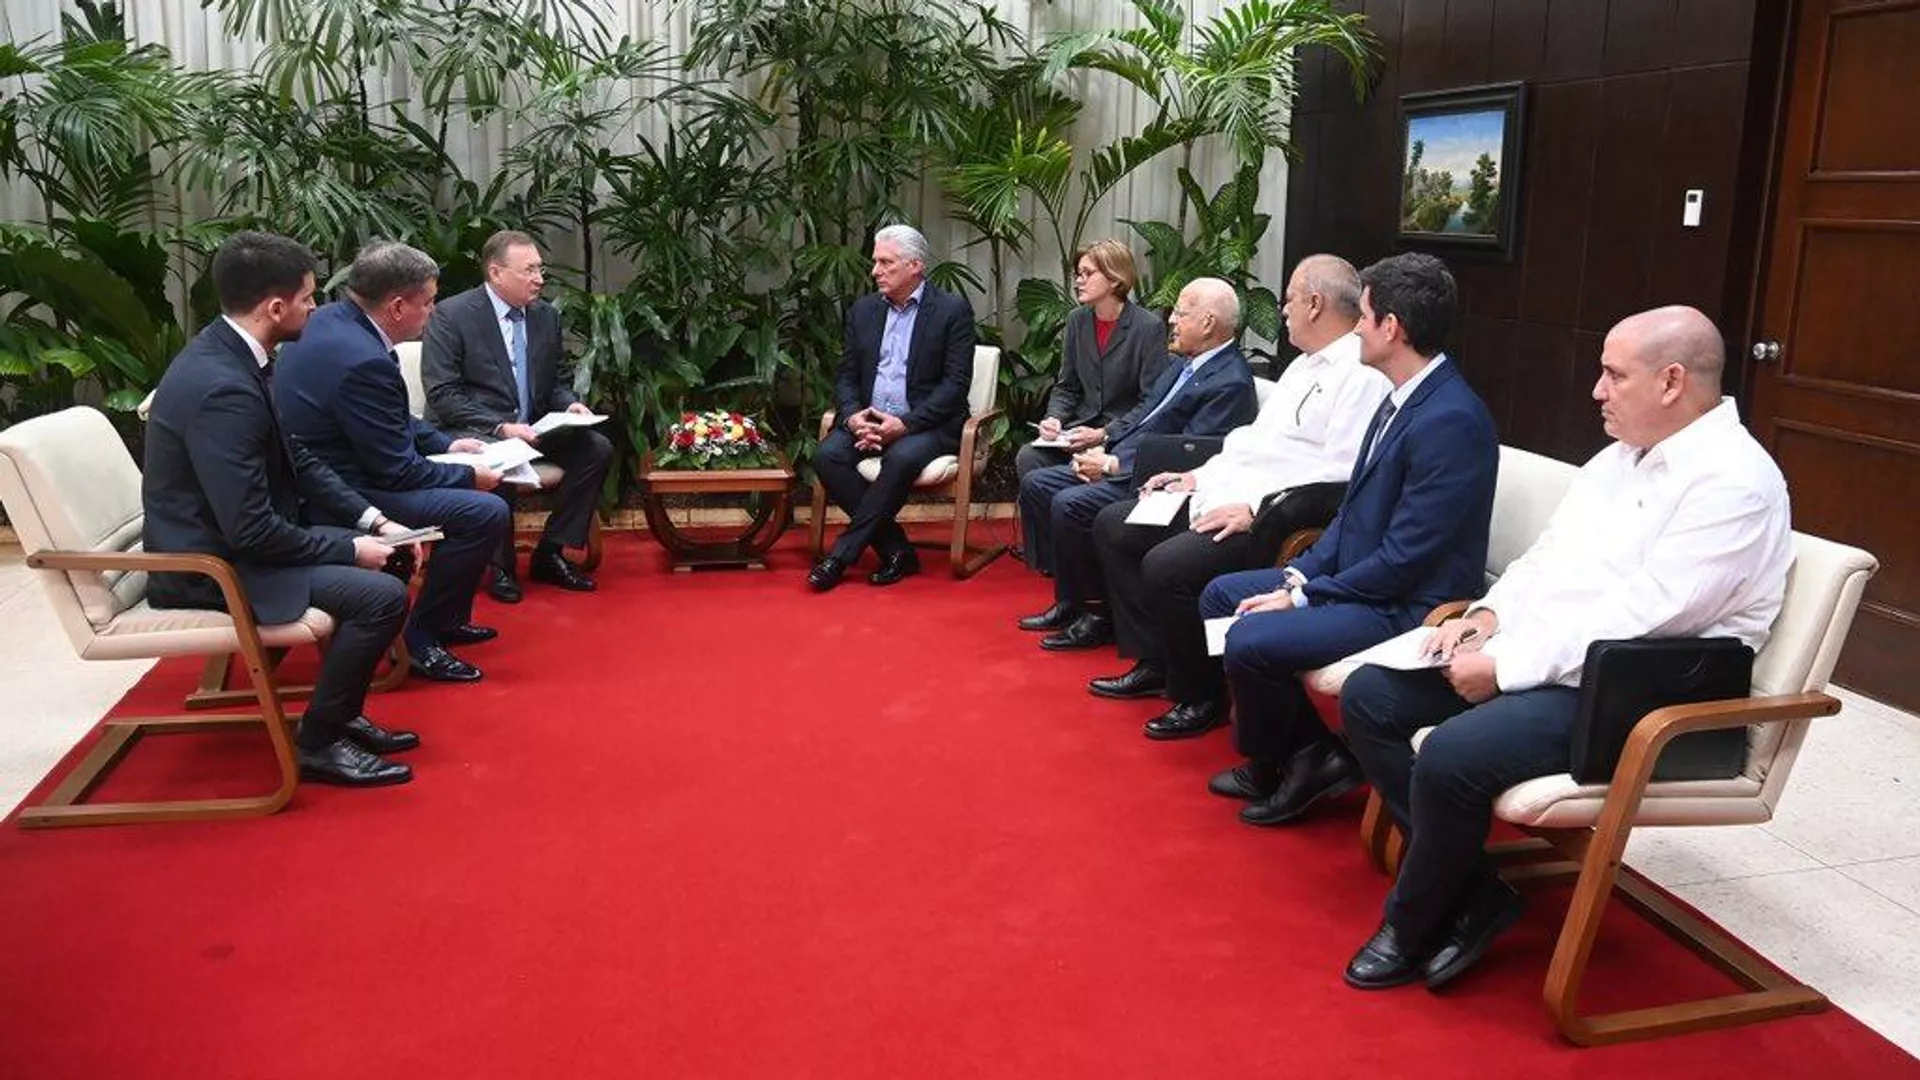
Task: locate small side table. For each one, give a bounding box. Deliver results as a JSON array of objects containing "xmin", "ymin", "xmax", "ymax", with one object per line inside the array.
[{"xmin": 638, "ymin": 452, "xmax": 795, "ymax": 571}]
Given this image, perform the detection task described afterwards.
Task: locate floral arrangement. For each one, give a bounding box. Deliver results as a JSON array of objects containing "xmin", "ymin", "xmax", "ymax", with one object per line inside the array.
[{"xmin": 658, "ymin": 409, "xmax": 777, "ymax": 469}]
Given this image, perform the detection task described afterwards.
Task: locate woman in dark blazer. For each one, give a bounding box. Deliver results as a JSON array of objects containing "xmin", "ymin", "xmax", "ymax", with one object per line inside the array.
[{"xmin": 1016, "ymin": 239, "xmax": 1171, "ymax": 477}]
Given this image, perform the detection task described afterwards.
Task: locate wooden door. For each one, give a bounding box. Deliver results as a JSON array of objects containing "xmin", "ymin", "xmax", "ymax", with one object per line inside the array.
[{"xmin": 1751, "ymin": 0, "xmax": 1920, "ymax": 711}]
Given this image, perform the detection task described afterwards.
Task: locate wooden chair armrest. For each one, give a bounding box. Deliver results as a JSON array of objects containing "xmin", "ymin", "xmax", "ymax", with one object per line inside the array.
[
  {"xmin": 27, "ymin": 548, "xmax": 266, "ymax": 635},
  {"xmin": 1423, "ymin": 600, "xmax": 1472, "ymax": 627},
  {"xmin": 1623, "ymin": 691, "xmax": 1839, "ymax": 762},
  {"xmin": 959, "ymin": 407, "xmax": 1003, "ymax": 465},
  {"xmin": 817, "ymin": 409, "xmax": 837, "ymax": 441},
  {"xmin": 1275, "ymin": 528, "xmax": 1321, "ymax": 566}
]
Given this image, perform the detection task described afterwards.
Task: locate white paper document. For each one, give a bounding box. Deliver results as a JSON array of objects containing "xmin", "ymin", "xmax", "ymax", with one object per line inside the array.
[
  {"xmin": 1029, "ymin": 437, "xmax": 1074, "ymax": 449},
  {"xmin": 381, "ymin": 526, "xmax": 445, "ymax": 546},
  {"xmin": 531, "ymin": 411, "xmax": 610, "ymax": 436},
  {"xmin": 1125, "ymin": 490, "xmax": 1190, "ymax": 526},
  {"xmin": 429, "ymin": 437, "xmax": 544, "ymax": 472},
  {"xmin": 1204, "ymin": 616, "xmax": 1238, "ymax": 657},
  {"xmin": 1340, "ymin": 626, "xmax": 1446, "ymax": 671}
]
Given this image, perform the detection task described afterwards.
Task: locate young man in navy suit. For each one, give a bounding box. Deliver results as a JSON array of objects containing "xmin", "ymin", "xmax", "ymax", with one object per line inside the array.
[
  {"xmin": 1180, "ymin": 254, "xmax": 1499, "ymax": 831},
  {"xmin": 808, "ymin": 224, "xmax": 978, "ymax": 591},
  {"xmin": 143, "ymin": 232, "xmax": 421, "ymax": 788},
  {"xmin": 277, "ymin": 241, "xmax": 513, "ymax": 683},
  {"xmin": 1015, "ymin": 277, "xmax": 1259, "ymax": 651}
]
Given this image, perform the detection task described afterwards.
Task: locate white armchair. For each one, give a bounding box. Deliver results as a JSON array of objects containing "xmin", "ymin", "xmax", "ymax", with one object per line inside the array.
[{"xmin": 0, "ymin": 407, "xmax": 331, "ymax": 827}]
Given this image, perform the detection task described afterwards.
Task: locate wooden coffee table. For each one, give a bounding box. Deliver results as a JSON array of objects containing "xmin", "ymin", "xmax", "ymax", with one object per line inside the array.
[{"xmin": 638, "ymin": 451, "xmax": 796, "ymax": 571}]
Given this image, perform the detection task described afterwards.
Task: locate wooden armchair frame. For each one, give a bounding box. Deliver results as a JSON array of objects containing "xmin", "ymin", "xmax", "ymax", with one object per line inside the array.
[{"xmin": 18, "ymin": 549, "xmax": 305, "ymax": 828}]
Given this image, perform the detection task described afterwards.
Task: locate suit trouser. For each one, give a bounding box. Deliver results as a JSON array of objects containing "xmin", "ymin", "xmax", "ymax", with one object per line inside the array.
[
  {"xmin": 813, "ymin": 426, "xmax": 958, "ymax": 563},
  {"xmin": 1017, "ymin": 464, "xmax": 1127, "ymax": 581},
  {"xmin": 1341, "ymin": 666, "xmax": 1579, "ymax": 948},
  {"xmin": 365, "ymin": 485, "xmax": 511, "ymax": 649},
  {"xmin": 1015, "ymin": 442, "xmax": 1071, "ymax": 479},
  {"xmin": 1200, "ymin": 568, "xmax": 1406, "ymax": 760},
  {"xmin": 302, "ymin": 564, "xmax": 409, "ymax": 749},
  {"xmin": 493, "ymin": 426, "xmax": 614, "ymax": 570},
  {"xmin": 1094, "ymin": 499, "xmax": 1260, "ymax": 697}
]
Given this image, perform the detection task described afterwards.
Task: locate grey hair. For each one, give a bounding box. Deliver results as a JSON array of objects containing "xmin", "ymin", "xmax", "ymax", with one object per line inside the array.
[
  {"xmin": 1186, "ymin": 276, "xmax": 1241, "ymax": 335},
  {"xmin": 346, "ymin": 240, "xmax": 440, "ymax": 304},
  {"xmin": 873, "ymin": 224, "xmax": 932, "ymax": 267},
  {"xmin": 1296, "ymin": 254, "xmax": 1362, "ymax": 321}
]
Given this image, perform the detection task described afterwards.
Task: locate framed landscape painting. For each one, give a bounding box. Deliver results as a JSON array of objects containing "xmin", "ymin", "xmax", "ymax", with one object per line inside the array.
[{"xmin": 1396, "ymin": 82, "xmax": 1526, "ymax": 258}]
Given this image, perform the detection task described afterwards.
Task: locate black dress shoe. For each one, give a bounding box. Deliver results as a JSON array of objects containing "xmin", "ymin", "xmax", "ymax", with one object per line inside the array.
[
  {"xmin": 1088, "ymin": 660, "xmax": 1167, "ymax": 699},
  {"xmin": 1039, "ymin": 612, "xmax": 1113, "ymax": 651},
  {"xmin": 486, "ymin": 566, "xmax": 522, "ymax": 604},
  {"xmin": 1008, "ymin": 544, "xmax": 1026, "ymax": 565},
  {"xmin": 529, "ymin": 547, "xmax": 596, "ymax": 591},
  {"xmin": 296, "ymin": 738, "xmax": 412, "ymax": 787},
  {"xmin": 1017, "ymin": 601, "xmax": 1077, "ymax": 632},
  {"xmin": 1423, "ymin": 878, "xmax": 1525, "ymax": 989},
  {"xmin": 439, "ymin": 623, "xmax": 499, "ymax": 646},
  {"xmin": 1240, "ymin": 740, "xmax": 1361, "ymax": 826},
  {"xmin": 342, "ymin": 715, "xmax": 420, "ymax": 755},
  {"xmin": 1344, "ymin": 922, "xmax": 1427, "ymax": 990},
  {"xmin": 1143, "ymin": 699, "xmax": 1226, "ymax": 740},
  {"xmin": 808, "ymin": 555, "xmax": 848, "ymax": 592},
  {"xmin": 1207, "ymin": 757, "xmax": 1281, "ymax": 800},
  {"xmin": 868, "ymin": 548, "xmax": 921, "ymax": 586},
  {"xmin": 409, "ymin": 643, "xmax": 483, "ymax": 683}
]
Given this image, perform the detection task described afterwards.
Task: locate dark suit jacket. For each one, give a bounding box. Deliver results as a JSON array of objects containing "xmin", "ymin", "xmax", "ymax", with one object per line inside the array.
[
  {"xmin": 1046, "ymin": 301, "xmax": 1170, "ymax": 433},
  {"xmin": 277, "ymin": 301, "xmax": 469, "ymax": 492},
  {"xmin": 421, "ymin": 283, "xmax": 579, "ymax": 437},
  {"xmin": 834, "ymin": 282, "xmax": 977, "ymax": 440},
  {"xmin": 1104, "ymin": 342, "xmax": 1259, "ymax": 480},
  {"xmin": 142, "ymin": 319, "xmax": 373, "ymax": 624},
  {"xmin": 1290, "ymin": 356, "xmax": 1498, "ymax": 623}
]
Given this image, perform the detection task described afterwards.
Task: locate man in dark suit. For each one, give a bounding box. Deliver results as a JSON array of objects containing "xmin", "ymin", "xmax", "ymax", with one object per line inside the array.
[
  {"xmin": 1183, "ymin": 254, "xmax": 1498, "ymax": 830},
  {"xmin": 807, "ymin": 224, "xmax": 978, "ymax": 592},
  {"xmin": 277, "ymin": 240, "xmax": 512, "ymax": 683},
  {"xmin": 143, "ymin": 231, "xmax": 420, "ymax": 788},
  {"xmin": 421, "ymin": 229, "xmax": 611, "ymax": 600},
  {"xmin": 1014, "ymin": 277, "xmax": 1259, "ymax": 651}
]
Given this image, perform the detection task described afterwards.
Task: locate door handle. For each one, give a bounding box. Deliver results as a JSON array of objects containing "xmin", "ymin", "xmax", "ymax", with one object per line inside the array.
[{"xmin": 1751, "ymin": 340, "xmax": 1783, "ymax": 363}]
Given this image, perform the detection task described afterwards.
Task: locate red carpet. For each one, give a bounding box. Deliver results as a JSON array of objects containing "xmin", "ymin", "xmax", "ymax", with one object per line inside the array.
[{"xmin": 1, "ymin": 531, "xmax": 1914, "ymax": 1079}]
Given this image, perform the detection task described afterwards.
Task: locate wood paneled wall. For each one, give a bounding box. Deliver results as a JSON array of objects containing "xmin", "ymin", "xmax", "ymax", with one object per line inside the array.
[{"xmin": 1286, "ymin": 0, "xmax": 1787, "ymax": 463}]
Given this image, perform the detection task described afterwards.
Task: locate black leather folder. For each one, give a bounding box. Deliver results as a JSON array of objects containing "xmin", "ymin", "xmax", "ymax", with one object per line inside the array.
[
  {"xmin": 1131, "ymin": 433, "xmax": 1225, "ymax": 482},
  {"xmin": 1571, "ymin": 638, "xmax": 1754, "ymax": 784}
]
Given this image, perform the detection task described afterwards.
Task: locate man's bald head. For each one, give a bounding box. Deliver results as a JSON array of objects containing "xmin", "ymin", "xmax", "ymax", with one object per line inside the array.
[{"xmin": 1594, "ymin": 305, "xmax": 1728, "ymax": 448}]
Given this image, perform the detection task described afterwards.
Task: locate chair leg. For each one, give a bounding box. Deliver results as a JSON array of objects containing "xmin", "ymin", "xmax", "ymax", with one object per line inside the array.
[
  {"xmin": 579, "ymin": 513, "xmax": 604, "ymax": 571},
  {"xmin": 945, "ymin": 470, "xmax": 1005, "ymax": 580},
  {"xmin": 1530, "ymin": 807, "xmax": 1827, "ymax": 1045},
  {"xmin": 1360, "ymin": 790, "xmax": 1394, "ymax": 873},
  {"xmin": 807, "ymin": 478, "xmax": 829, "ymax": 560},
  {"xmin": 185, "ymin": 648, "xmax": 314, "ymax": 709},
  {"xmin": 19, "ymin": 637, "xmax": 301, "ymax": 828}
]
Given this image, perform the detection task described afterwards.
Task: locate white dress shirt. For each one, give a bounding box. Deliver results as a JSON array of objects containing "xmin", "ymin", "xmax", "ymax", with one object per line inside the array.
[
  {"xmin": 1189, "ymin": 332, "xmax": 1387, "ymax": 517},
  {"xmin": 1475, "ymin": 398, "xmax": 1794, "ymax": 691}
]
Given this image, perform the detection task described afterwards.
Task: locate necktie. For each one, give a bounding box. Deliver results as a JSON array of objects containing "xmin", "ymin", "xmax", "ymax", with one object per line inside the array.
[
  {"xmin": 1362, "ymin": 399, "xmax": 1399, "ymax": 466},
  {"xmin": 505, "ymin": 308, "xmax": 532, "ymax": 423}
]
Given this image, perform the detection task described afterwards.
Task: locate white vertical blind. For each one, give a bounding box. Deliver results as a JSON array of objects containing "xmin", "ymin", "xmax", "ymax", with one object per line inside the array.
[{"xmin": 2, "ymin": 0, "xmax": 1293, "ymax": 322}]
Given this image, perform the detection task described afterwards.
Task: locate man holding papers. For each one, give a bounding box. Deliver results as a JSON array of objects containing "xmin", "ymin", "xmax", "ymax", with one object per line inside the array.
[
  {"xmin": 1336, "ymin": 306, "xmax": 1791, "ymax": 992},
  {"xmin": 278, "ymin": 240, "xmax": 511, "ymax": 683},
  {"xmin": 1078, "ymin": 255, "xmax": 1388, "ymax": 700},
  {"xmin": 1015, "ymin": 277, "xmax": 1257, "ymax": 650},
  {"xmin": 422, "ymin": 229, "xmax": 612, "ymax": 600},
  {"xmin": 1184, "ymin": 254, "xmax": 1497, "ymax": 828}
]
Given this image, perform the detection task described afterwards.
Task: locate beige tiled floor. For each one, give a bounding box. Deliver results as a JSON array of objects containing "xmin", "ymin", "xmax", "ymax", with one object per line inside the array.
[{"xmin": 0, "ymin": 550, "xmax": 1915, "ymax": 1057}]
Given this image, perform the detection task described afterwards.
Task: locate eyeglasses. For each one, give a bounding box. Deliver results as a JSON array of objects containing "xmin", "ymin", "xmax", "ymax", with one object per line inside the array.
[{"xmin": 1073, "ymin": 267, "xmax": 1104, "ymax": 280}]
